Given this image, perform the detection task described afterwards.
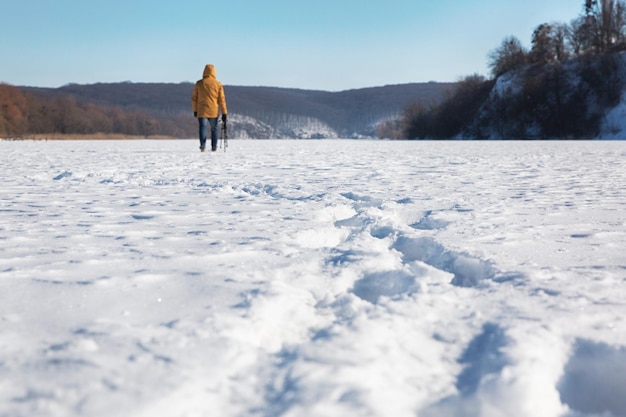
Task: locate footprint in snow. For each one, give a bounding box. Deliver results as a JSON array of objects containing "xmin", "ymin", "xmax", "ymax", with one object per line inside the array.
[
  {"xmin": 558, "ymin": 339, "xmax": 626, "ymax": 417},
  {"xmin": 351, "ymin": 270, "xmax": 418, "ymax": 304},
  {"xmin": 391, "ymin": 235, "xmax": 496, "ymax": 288}
]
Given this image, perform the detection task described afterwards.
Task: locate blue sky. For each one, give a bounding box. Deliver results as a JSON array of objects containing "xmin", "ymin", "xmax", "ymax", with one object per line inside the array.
[{"xmin": 2, "ymin": 0, "xmax": 584, "ymax": 91}]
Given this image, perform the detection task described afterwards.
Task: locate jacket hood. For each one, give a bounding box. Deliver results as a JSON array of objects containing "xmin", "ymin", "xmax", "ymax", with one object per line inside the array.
[{"xmin": 203, "ymin": 64, "xmax": 216, "ymax": 79}]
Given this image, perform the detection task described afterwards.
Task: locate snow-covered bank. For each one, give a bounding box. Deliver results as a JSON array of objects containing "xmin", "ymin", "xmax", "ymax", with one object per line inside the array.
[
  {"xmin": 1, "ymin": 140, "xmax": 625, "ymax": 417},
  {"xmin": 600, "ymin": 91, "xmax": 626, "ymax": 139}
]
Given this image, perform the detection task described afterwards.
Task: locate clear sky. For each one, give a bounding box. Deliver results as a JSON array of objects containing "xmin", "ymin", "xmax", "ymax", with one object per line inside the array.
[{"xmin": 2, "ymin": 0, "xmax": 585, "ymax": 91}]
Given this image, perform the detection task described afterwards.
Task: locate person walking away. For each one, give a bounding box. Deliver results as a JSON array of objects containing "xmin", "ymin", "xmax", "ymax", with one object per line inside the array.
[{"xmin": 192, "ymin": 64, "xmax": 228, "ymax": 152}]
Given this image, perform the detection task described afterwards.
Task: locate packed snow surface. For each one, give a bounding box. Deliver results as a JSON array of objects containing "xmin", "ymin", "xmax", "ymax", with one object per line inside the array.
[{"xmin": 1, "ymin": 139, "xmax": 625, "ymax": 417}]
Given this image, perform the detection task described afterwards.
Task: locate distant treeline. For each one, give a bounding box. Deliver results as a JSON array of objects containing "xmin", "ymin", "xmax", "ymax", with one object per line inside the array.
[
  {"xmin": 2, "ymin": 81, "xmax": 451, "ymax": 139},
  {"xmin": 0, "ymin": 83, "xmax": 195, "ymax": 138},
  {"xmin": 383, "ymin": 0, "xmax": 626, "ymax": 139}
]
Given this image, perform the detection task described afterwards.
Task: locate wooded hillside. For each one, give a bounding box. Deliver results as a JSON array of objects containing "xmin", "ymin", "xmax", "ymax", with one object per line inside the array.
[
  {"xmin": 1, "ymin": 82, "xmax": 451, "ymax": 139},
  {"xmin": 396, "ymin": 0, "xmax": 626, "ymax": 139}
]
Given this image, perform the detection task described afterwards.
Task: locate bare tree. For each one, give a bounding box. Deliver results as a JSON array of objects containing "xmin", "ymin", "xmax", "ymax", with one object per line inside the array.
[
  {"xmin": 488, "ymin": 36, "xmax": 528, "ymax": 78},
  {"xmin": 530, "ymin": 24, "xmax": 555, "ymax": 63},
  {"xmin": 529, "ymin": 23, "xmax": 573, "ymax": 64},
  {"xmin": 584, "ymin": 0, "xmax": 626, "ymax": 52},
  {"xmin": 568, "ymin": 16, "xmax": 594, "ymax": 55},
  {"xmin": 552, "ymin": 23, "xmax": 572, "ymax": 61}
]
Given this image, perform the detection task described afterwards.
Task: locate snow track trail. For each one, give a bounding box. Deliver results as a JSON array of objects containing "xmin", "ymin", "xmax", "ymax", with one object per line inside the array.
[{"xmin": 1, "ymin": 140, "xmax": 625, "ymax": 417}]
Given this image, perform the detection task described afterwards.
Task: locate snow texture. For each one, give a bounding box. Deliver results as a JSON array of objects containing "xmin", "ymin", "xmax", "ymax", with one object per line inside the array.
[{"xmin": 1, "ymin": 139, "xmax": 625, "ymax": 417}]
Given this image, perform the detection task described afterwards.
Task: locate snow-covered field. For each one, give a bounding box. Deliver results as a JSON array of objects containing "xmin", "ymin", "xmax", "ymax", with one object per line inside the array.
[{"xmin": 1, "ymin": 139, "xmax": 625, "ymax": 417}]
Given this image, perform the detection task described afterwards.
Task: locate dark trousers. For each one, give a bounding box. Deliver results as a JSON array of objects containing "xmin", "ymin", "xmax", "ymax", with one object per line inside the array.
[{"xmin": 198, "ymin": 117, "xmax": 219, "ymax": 150}]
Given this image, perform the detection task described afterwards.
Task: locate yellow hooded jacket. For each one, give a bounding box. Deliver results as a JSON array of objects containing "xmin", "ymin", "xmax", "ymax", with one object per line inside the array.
[{"xmin": 192, "ymin": 64, "xmax": 228, "ymax": 118}]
